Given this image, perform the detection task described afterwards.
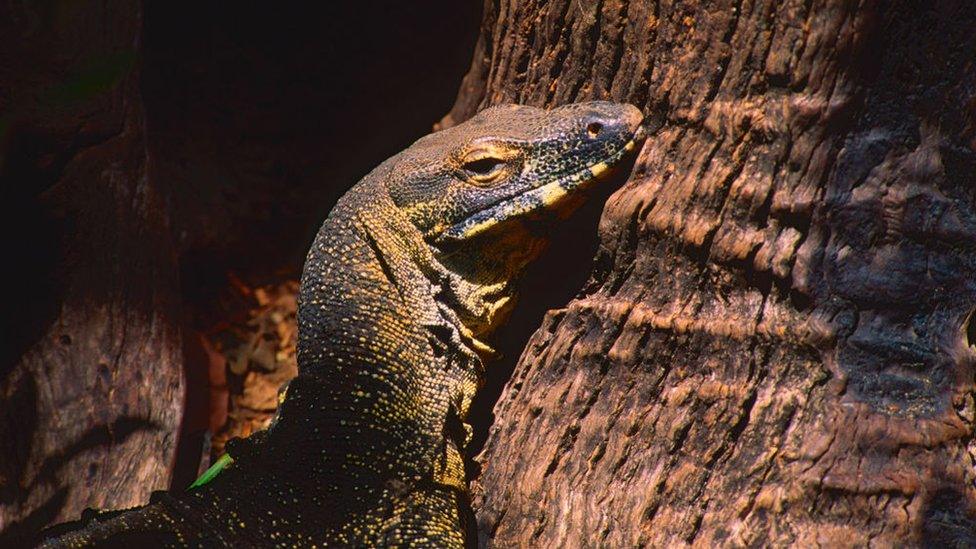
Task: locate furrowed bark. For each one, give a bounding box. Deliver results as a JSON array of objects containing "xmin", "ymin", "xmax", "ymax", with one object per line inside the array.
[{"xmin": 444, "ymin": 1, "xmax": 976, "ymax": 545}]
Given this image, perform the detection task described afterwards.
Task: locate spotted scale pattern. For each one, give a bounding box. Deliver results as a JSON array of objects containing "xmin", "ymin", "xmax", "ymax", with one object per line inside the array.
[{"xmin": 42, "ymin": 101, "xmax": 645, "ymax": 547}]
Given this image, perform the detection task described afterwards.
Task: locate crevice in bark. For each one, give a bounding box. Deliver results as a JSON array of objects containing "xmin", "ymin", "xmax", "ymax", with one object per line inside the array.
[
  {"xmin": 568, "ymin": 0, "xmax": 604, "ymax": 100},
  {"xmin": 601, "ymin": 0, "xmax": 629, "ymax": 95}
]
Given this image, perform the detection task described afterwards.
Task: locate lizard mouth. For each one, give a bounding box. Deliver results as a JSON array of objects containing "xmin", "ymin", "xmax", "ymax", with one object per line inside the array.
[{"xmin": 435, "ymin": 125, "xmax": 646, "ymax": 245}]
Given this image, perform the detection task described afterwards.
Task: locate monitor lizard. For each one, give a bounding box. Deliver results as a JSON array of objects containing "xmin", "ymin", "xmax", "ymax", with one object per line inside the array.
[{"xmin": 41, "ymin": 101, "xmax": 646, "ymax": 547}]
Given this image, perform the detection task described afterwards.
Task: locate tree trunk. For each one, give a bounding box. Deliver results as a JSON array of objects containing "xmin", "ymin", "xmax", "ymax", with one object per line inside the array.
[
  {"xmin": 0, "ymin": 2, "xmax": 184, "ymax": 538},
  {"xmin": 444, "ymin": 0, "xmax": 976, "ymax": 546}
]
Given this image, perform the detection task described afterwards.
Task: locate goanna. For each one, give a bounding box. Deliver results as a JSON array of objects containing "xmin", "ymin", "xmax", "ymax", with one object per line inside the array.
[{"xmin": 42, "ymin": 101, "xmax": 646, "ymax": 547}]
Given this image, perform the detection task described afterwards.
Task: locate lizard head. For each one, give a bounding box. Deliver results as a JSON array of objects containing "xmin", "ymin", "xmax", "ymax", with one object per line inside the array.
[
  {"xmin": 388, "ymin": 101, "xmax": 645, "ymax": 243},
  {"xmin": 385, "ymin": 101, "xmax": 646, "ymax": 341}
]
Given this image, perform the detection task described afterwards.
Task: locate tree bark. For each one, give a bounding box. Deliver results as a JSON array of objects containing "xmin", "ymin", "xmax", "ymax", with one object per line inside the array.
[
  {"xmin": 0, "ymin": 2, "xmax": 183, "ymax": 538},
  {"xmin": 444, "ymin": 0, "xmax": 976, "ymax": 546}
]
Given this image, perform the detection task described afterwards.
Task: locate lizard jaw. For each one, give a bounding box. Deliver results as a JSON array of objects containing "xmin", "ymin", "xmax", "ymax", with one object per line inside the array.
[{"xmin": 435, "ymin": 128, "xmax": 645, "ymax": 245}]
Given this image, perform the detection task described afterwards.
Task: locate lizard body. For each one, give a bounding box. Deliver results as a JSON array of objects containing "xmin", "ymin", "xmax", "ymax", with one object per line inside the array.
[{"xmin": 41, "ymin": 101, "xmax": 645, "ymax": 547}]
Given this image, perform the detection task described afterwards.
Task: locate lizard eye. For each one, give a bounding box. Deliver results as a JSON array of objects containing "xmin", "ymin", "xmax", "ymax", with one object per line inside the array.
[
  {"xmin": 461, "ymin": 155, "xmax": 507, "ymax": 184},
  {"xmin": 464, "ymin": 157, "xmax": 505, "ymax": 175}
]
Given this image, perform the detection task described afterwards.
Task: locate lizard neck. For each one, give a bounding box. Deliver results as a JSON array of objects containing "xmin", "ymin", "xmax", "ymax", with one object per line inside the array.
[{"xmin": 270, "ymin": 179, "xmax": 480, "ymax": 492}]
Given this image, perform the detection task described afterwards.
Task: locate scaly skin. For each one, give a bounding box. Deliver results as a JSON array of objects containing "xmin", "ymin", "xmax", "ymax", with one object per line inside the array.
[{"xmin": 41, "ymin": 101, "xmax": 645, "ymax": 547}]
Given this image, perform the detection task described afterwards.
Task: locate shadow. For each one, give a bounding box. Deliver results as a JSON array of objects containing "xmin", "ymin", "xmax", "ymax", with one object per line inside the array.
[
  {"xmin": 0, "ymin": 373, "xmax": 39, "ymax": 506},
  {"xmin": 0, "ymin": 129, "xmax": 68, "ymax": 381},
  {"xmin": 169, "ymin": 329, "xmax": 212, "ymax": 491},
  {"xmin": 141, "ymin": 1, "xmax": 485, "ymax": 278},
  {"xmin": 0, "ymin": 487, "xmax": 68, "ymax": 548},
  {"xmin": 30, "ymin": 416, "xmax": 162, "ymax": 491},
  {"xmin": 0, "ymin": 414, "xmax": 161, "ymax": 544},
  {"xmin": 140, "ymin": 1, "xmax": 484, "ymax": 492},
  {"xmin": 800, "ymin": 1, "xmax": 976, "ymax": 417},
  {"xmin": 0, "ymin": 29, "xmax": 138, "ymax": 382},
  {"xmin": 921, "ymin": 487, "xmax": 976, "ymax": 547},
  {"xmin": 467, "ymin": 154, "xmax": 642, "ymax": 459}
]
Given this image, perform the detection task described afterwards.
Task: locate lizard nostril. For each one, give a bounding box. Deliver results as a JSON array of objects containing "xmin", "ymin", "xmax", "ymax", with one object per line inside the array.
[{"xmin": 586, "ymin": 121, "xmax": 603, "ymax": 138}]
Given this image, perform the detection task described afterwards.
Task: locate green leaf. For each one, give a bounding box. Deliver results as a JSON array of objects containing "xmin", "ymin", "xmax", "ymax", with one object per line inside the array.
[{"xmin": 188, "ymin": 453, "xmax": 235, "ymax": 490}]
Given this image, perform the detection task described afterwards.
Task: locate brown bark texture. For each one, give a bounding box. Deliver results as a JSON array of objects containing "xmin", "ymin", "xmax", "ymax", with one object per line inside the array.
[
  {"xmin": 443, "ymin": 0, "xmax": 976, "ymax": 546},
  {"xmin": 0, "ymin": 2, "xmax": 183, "ymax": 537}
]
